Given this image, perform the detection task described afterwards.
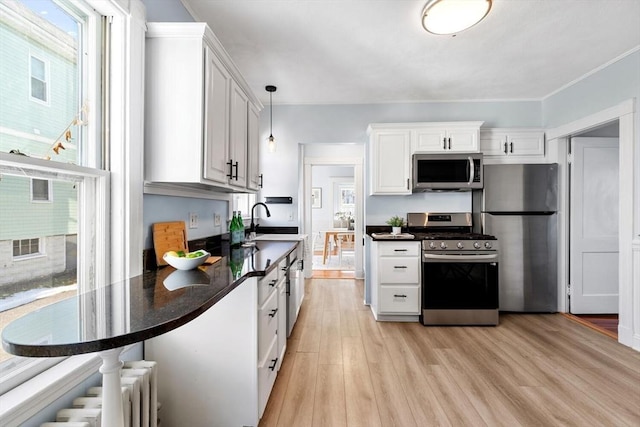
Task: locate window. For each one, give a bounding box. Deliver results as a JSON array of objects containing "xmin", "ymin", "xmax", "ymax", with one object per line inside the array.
[
  {"xmin": 31, "ymin": 178, "xmax": 51, "ymax": 201},
  {"xmin": 30, "ymin": 55, "xmax": 48, "ymax": 103},
  {"xmin": 12, "ymin": 238, "xmax": 41, "ymax": 257},
  {"xmin": 0, "ymin": 0, "xmax": 106, "ymax": 393},
  {"xmin": 233, "ymin": 193, "xmax": 257, "ymax": 220}
]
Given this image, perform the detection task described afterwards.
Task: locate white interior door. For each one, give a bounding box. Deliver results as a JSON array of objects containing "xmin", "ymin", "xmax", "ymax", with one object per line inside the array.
[{"xmin": 570, "ymin": 137, "xmax": 619, "ymax": 313}]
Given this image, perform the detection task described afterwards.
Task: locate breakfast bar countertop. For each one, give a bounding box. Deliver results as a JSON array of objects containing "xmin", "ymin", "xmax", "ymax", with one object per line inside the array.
[{"xmin": 1, "ymin": 240, "xmax": 298, "ymax": 358}]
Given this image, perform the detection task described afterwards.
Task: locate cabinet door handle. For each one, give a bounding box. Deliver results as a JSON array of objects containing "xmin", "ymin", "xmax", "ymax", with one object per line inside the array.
[
  {"xmin": 269, "ymin": 279, "xmax": 277, "ymax": 287},
  {"xmin": 226, "ymin": 160, "xmax": 233, "ymax": 178},
  {"xmin": 268, "ymin": 308, "xmax": 278, "ymax": 318},
  {"xmin": 393, "ymin": 294, "xmax": 407, "ymax": 298},
  {"xmin": 268, "ymin": 358, "xmax": 278, "ymax": 371},
  {"xmin": 509, "ymin": 142, "xmax": 513, "ymax": 153},
  {"xmin": 233, "ymin": 161, "xmax": 239, "ymax": 180},
  {"xmin": 393, "ymin": 249, "xmax": 408, "ymax": 252},
  {"xmin": 503, "ymin": 142, "xmax": 508, "ymax": 154},
  {"xmin": 406, "ymin": 178, "xmax": 409, "ymax": 190},
  {"xmin": 259, "ymin": 174, "xmax": 263, "ymax": 188},
  {"xmin": 394, "ymin": 265, "xmax": 407, "ymax": 269},
  {"xmin": 448, "ymin": 137, "xmax": 451, "ymax": 150},
  {"xmin": 443, "ymin": 137, "xmax": 447, "ymax": 150}
]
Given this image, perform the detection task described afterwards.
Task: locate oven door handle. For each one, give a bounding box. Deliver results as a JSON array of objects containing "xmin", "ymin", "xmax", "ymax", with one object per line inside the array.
[{"xmin": 423, "ymin": 253, "xmax": 498, "ymax": 262}]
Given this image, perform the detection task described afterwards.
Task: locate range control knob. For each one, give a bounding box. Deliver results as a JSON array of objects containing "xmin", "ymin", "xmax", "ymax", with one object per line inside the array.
[
  {"xmin": 484, "ymin": 241, "xmax": 492, "ymax": 249},
  {"xmin": 473, "ymin": 241, "xmax": 481, "ymax": 249},
  {"xmin": 456, "ymin": 242, "xmax": 464, "ymax": 249},
  {"xmin": 440, "ymin": 241, "xmax": 447, "ymax": 249},
  {"xmin": 429, "ymin": 242, "xmax": 437, "ymax": 249}
]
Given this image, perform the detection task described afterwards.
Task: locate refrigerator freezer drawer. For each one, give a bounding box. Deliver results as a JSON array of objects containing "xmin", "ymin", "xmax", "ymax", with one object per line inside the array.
[{"xmin": 484, "ymin": 213, "xmax": 557, "ymax": 312}]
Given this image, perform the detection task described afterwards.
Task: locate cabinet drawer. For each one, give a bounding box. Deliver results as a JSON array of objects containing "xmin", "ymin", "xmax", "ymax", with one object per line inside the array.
[
  {"xmin": 277, "ymin": 258, "xmax": 287, "ymax": 281},
  {"xmin": 379, "ymin": 257, "xmax": 420, "ymax": 283},
  {"xmin": 378, "ymin": 242, "xmax": 420, "ymax": 257},
  {"xmin": 379, "ymin": 285, "xmax": 420, "ymax": 314},
  {"xmin": 258, "ymin": 336, "xmax": 278, "ymax": 418},
  {"xmin": 258, "ymin": 288, "xmax": 278, "ymax": 361},
  {"xmin": 258, "ymin": 267, "xmax": 279, "ymax": 306}
]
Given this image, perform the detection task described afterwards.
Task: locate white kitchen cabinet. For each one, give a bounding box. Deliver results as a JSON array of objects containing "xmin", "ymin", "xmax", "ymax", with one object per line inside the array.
[
  {"xmin": 144, "ymin": 23, "xmax": 262, "ymax": 191},
  {"xmin": 247, "ymin": 102, "xmax": 262, "ymax": 190},
  {"xmin": 413, "ymin": 122, "xmax": 482, "ymax": 153},
  {"xmin": 368, "ymin": 126, "xmax": 412, "ymax": 195},
  {"xmin": 480, "ymin": 128, "xmax": 546, "ymax": 163},
  {"xmin": 370, "ymin": 240, "xmax": 421, "ymax": 321}
]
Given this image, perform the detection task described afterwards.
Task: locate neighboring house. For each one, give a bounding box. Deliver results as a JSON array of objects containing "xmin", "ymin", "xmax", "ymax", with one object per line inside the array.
[{"xmin": 0, "ymin": 1, "xmax": 78, "ymax": 287}]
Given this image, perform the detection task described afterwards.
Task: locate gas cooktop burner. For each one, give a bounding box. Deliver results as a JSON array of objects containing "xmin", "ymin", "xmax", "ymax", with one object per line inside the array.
[{"xmin": 414, "ymin": 232, "xmax": 497, "ymax": 240}]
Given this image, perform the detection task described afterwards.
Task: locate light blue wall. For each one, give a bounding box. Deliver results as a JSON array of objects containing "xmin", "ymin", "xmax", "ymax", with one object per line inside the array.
[
  {"xmin": 143, "ymin": 195, "xmax": 228, "ymax": 249},
  {"xmin": 143, "ymin": 0, "xmax": 193, "ymax": 22},
  {"xmin": 259, "ymin": 101, "xmax": 542, "ymax": 227},
  {"xmin": 542, "ymin": 50, "xmax": 640, "ymax": 128}
]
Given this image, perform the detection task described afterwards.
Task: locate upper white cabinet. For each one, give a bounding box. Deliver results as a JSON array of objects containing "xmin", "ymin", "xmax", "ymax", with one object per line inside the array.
[
  {"xmin": 413, "ymin": 122, "xmax": 483, "ymax": 153},
  {"xmin": 480, "ymin": 128, "xmax": 546, "ymax": 163},
  {"xmin": 247, "ymin": 102, "xmax": 262, "ymax": 190},
  {"xmin": 145, "ymin": 23, "xmax": 262, "ymax": 191},
  {"xmin": 368, "ymin": 125, "xmax": 412, "ymax": 195}
]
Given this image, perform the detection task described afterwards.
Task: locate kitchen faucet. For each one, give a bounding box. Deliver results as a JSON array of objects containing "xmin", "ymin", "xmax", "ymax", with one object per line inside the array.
[{"xmin": 250, "ymin": 202, "xmax": 271, "ymax": 234}]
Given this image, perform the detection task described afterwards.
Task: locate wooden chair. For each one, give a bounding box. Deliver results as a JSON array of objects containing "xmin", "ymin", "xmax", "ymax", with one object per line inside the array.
[{"xmin": 336, "ymin": 233, "xmax": 355, "ymax": 266}]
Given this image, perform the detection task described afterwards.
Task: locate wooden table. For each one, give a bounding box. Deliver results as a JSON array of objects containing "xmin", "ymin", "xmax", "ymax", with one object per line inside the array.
[{"xmin": 322, "ymin": 230, "xmax": 354, "ymax": 264}]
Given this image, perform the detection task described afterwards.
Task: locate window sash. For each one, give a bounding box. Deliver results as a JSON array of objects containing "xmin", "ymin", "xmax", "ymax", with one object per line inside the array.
[
  {"xmin": 29, "ymin": 55, "xmax": 48, "ymax": 103},
  {"xmin": 31, "ymin": 178, "xmax": 52, "ymax": 201}
]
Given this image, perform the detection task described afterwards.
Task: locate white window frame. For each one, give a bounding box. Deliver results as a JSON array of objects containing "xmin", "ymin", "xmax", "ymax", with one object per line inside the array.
[
  {"xmin": 0, "ymin": 0, "xmax": 145, "ymax": 424},
  {"xmin": 30, "ymin": 178, "xmax": 52, "ymax": 202},
  {"xmin": 12, "ymin": 237, "xmax": 42, "ymax": 258},
  {"xmin": 29, "ymin": 53, "xmax": 49, "ymax": 105}
]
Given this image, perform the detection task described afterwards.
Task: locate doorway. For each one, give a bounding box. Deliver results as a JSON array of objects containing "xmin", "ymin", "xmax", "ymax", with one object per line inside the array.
[
  {"xmin": 300, "ymin": 143, "xmax": 365, "ymax": 279},
  {"xmin": 549, "ymin": 99, "xmax": 636, "ymax": 347},
  {"xmin": 569, "ymin": 134, "xmax": 619, "ymax": 314},
  {"xmin": 310, "ymin": 165, "xmax": 356, "ymax": 276}
]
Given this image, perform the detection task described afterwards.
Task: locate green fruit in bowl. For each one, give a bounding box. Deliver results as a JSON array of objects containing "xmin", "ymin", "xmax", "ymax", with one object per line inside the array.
[{"xmin": 186, "ymin": 250, "xmax": 205, "ymax": 258}]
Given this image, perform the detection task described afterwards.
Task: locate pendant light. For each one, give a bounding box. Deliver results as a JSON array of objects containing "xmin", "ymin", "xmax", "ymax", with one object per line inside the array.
[
  {"xmin": 422, "ymin": 0, "xmax": 492, "ymax": 35},
  {"xmin": 266, "ymin": 85, "xmax": 277, "ymax": 153}
]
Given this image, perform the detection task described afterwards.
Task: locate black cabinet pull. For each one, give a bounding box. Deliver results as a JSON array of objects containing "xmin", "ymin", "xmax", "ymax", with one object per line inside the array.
[
  {"xmin": 233, "ymin": 161, "xmax": 239, "ymax": 180},
  {"xmin": 268, "ymin": 358, "xmax": 278, "ymax": 371},
  {"xmin": 268, "ymin": 308, "xmax": 278, "ymax": 318},
  {"xmin": 448, "ymin": 137, "xmax": 451, "ymax": 150},
  {"xmin": 259, "ymin": 174, "xmax": 263, "ymax": 188},
  {"xmin": 443, "ymin": 137, "xmax": 447, "ymax": 150},
  {"xmin": 509, "ymin": 142, "xmax": 513, "ymax": 153},
  {"xmin": 393, "ymin": 249, "xmax": 407, "ymax": 252},
  {"xmin": 503, "ymin": 142, "xmax": 508, "ymax": 154},
  {"xmin": 269, "ymin": 279, "xmax": 277, "ymax": 287},
  {"xmin": 394, "ymin": 265, "xmax": 407, "ymax": 269},
  {"xmin": 393, "ymin": 294, "xmax": 407, "ymax": 298},
  {"xmin": 226, "ymin": 160, "xmax": 233, "ymax": 178}
]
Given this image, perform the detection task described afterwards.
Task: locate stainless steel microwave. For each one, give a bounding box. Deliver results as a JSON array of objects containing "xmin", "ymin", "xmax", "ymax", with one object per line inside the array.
[{"xmin": 412, "ymin": 153, "xmax": 483, "ymax": 192}]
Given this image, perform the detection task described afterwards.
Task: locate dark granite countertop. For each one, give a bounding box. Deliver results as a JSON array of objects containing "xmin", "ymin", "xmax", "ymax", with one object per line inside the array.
[{"xmin": 1, "ymin": 240, "xmax": 298, "ymax": 358}]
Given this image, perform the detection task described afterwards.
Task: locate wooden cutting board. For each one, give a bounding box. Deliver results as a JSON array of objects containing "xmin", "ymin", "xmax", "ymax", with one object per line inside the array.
[{"xmin": 153, "ymin": 221, "xmax": 188, "ymax": 266}]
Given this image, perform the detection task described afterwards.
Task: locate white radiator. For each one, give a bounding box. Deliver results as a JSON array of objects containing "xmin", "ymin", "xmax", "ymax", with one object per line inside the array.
[{"xmin": 41, "ymin": 360, "xmax": 159, "ymax": 427}]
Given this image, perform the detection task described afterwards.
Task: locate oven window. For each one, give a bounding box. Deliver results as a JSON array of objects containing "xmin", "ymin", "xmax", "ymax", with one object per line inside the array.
[{"xmin": 423, "ymin": 262, "xmax": 498, "ymax": 309}]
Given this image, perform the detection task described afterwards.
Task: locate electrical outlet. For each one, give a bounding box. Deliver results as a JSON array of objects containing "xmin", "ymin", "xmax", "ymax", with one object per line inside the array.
[
  {"xmin": 214, "ymin": 213, "xmax": 221, "ymax": 226},
  {"xmin": 189, "ymin": 212, "xmax": 198, "ymax": 229}
]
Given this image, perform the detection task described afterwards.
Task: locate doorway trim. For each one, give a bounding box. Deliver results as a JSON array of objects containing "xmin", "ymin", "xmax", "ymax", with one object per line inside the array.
[
  {"xmin": 300, "ymin": 152, "xmax": 364, "ymax": 279},
  {"xmin": 547, "ymin": 98, "xmax": 637, "ymax": 349}
]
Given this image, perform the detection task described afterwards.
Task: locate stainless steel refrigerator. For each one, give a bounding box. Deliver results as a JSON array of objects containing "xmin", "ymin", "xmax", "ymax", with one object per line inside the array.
[{"xmin": 478, "ymin": 164, "xmax": 558, "ymax": 312}]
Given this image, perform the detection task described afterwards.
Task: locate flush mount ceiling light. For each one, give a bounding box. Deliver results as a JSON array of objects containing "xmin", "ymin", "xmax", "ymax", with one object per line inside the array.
[
  {"xmin": 422, "ymin": 0, "xmax": 492, "ymax": 35},
  {"xmin": 265, "ymin": 85, "xmax": 277, "ymax": 153}
]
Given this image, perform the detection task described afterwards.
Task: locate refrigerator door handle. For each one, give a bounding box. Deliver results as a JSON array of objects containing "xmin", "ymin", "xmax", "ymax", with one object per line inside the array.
[{"xmin": 467, "ymin": 156, "xmax": 475, "ymax": 186}]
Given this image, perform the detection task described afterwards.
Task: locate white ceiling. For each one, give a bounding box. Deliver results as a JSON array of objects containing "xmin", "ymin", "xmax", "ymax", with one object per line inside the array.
[{"xmin": 180, "ymin": 0, "xmax": 640, "ymax": 106}]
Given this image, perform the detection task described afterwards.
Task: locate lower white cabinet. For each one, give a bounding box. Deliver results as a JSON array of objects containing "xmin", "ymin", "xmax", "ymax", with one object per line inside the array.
[
  {"xmin": 145, "ymin": 250, "xmax": 299, "ymax": 426},
  {"xmin": 370, "ymin": 240, "xmax": 421, "ymax": 320}
]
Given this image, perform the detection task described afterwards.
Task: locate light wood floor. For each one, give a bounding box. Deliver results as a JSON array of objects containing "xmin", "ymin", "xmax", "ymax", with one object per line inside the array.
[{"xmin": 260, "ymin": 278, "xmax": 640, "ymax": 427}]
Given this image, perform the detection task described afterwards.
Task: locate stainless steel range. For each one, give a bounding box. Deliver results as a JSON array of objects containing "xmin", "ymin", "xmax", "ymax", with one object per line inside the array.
[{"xmin": 407, "ymin": 213, "xmax": 500, "ymax": 326}]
